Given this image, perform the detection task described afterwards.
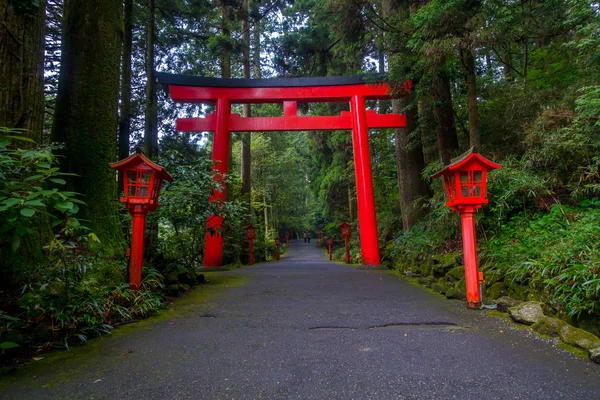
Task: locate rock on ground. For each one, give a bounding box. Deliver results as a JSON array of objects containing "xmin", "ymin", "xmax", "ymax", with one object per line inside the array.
[
  {"xmin": 560, "ymin": 325, "xmax": 600, "ymax": 351},
  {"xmin": 508, "ymin": 301, "xmax": 544, "ymax": 325},
  {"xmin": 495, "ymin": 296, "xmax": 523, "ymax": 312}
]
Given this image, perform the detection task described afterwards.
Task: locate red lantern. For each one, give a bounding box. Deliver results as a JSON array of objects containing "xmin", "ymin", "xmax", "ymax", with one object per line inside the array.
[
  {"xmin": 285, "ymin": 232, "xmax": 290, "ymax": 247},
  {"xmin": 244, "ymin": 224, "xmax": 256, "ymax": 265},
  {"xmin": 317, "ymin": 230, "xmax": 323, "ymax": 247},
  {"xmin": 431, "ymin": 149, "xmax": 501, "ymax": 212},
  {"xmin": 327, "ymin": 236, "xmax": 333, "ymax": 261},
  {"xmin": 432, "ymin": 148, "xmax": 501, "ymax": 309},
  {"xmin": 339, "ymin": 222, "xmax": 351, "ymax": 263},
  {"xmin": 110, "ymin": 150, "xmax": 173, "ymax": 290},
  {"xmin": 274, "ymin": 237, "xmax": 281, "ymax": 260}
]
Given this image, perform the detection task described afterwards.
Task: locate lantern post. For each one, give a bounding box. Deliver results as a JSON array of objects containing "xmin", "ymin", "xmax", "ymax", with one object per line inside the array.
[
  {"xmin": 432, "ymin": 148, "xmax": 501, "ymax": 309},
  {"xmin": 275, "ymin": 236, "xmax": 281, "ymax": 260},
  {"xmin": 245, "ymin": 224, "xmax": 256, "ymax": 265},
  {"xmin": 340, "ymin": 222, "xmax": 352, "ymax": 263},
  {"xmin": 274, "ymin": 237, "xmax": 281, "ymax": 260},
  {"xmin": 110, "ymin": 150, "xmax": 173, "ymax": 290},
  {"xmin": 317, "ymin": 230, "xmax": 323, "ymax": 247},
  {"xmin": 327, "ymin": 236, "xmax": 333, "ymax": 261},
  {"xmin": 285, "ymin": 232, "xmax": 290, "ymax": 247}
]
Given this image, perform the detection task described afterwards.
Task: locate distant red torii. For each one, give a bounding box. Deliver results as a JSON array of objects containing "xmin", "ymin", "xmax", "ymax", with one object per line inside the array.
[{"xmin": 157, "ymin": 73, "xmax": 408, "ymax": 267}]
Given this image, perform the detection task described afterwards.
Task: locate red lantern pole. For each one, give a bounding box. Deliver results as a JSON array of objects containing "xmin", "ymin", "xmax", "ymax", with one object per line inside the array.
[
  {"xmin": 248, "ymin": 238, "xmax": 254, "ymax": 265},
  {"xmin": 285, "ymin": 232, "xmax": 290, "ymax": 247},
  {"xmin": 327, "ymin": 237, "xmax": 333, "ymax": 261},
  {"xmin": 275, "ymin": 237, "xmax": 280, "ymax": 260},
  {"xmin": 460, "ymin": 207, "xmax": 480, "ymax": 308},
  {"xmin": 344, "ymin": 236, "xmax": 349, "ymax": 263},
  {"xmin": 128, "ymin": 205, "xmax": 147, "ymax": 290}
]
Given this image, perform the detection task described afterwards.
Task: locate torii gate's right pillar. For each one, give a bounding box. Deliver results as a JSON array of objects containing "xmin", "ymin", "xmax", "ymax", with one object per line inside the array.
[{"xmin": 350, "ymin": 95, "xmax": 381, "ymax": 265}]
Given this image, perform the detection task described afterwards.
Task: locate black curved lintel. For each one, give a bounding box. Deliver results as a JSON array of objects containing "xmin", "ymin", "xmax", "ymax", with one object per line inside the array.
[{"xmin": 155, "ymin": 72, "xmax": 386, "ymax": 90}]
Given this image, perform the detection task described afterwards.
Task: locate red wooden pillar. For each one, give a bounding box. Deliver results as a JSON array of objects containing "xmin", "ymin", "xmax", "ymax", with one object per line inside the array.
[
  {"xmin": 350, "ymin": 95, "xmax": 381, "ymax": 265},
  {"xmin": 460, "ymin": 208, "xmax": 481, "ymax": 308},
  {"xmin": 204, "ymin": 98, "xmax": 231, "ymax": 267}
]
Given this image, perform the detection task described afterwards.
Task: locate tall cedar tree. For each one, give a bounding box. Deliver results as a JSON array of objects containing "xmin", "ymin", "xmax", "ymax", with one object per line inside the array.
[
  {"xmin": 241, "ymin": 0, "xmax": 251, "ymax": 213},
  {"xmin": 51, "ymin": 0, "xmax": 125, "ymax": 255},
  {"xmin": 145, "ymin": 0, "xmax": 158, "ymax": 158},
  {"xmin": 118, "ymin": 0, "xmax": 133, "ymax": 189},
  {"xmin": 0, "ymin": 0, "xmax": 51, "ymax": 272},
  {"xmin": 384, "ymin": 0, "xmax": 429, "ymax": 231}
]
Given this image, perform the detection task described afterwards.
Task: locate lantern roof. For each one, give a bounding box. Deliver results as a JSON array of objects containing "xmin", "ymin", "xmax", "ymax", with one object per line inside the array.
[
  {"xmin": 110, "ymin": 151, "xmax": 174, "ymax": 182},
  {"xmin": 431, "ymin": 147, "xmax": 501, "ymax": 179}
]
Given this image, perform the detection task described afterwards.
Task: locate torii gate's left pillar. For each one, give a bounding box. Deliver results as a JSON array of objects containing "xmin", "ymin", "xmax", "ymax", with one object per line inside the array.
[{"xmin": 204, "ymin": 98, "xmax": 230, "ymax": 267}]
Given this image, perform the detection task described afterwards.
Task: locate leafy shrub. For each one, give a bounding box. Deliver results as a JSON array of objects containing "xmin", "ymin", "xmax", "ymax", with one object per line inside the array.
[
  {"xmin": 483, "ymin": 201, "xmax": 600, "ymax": 317},
  {"xmin": 13, "ymin": 255, "xmax": 164, "ymax": 350},
  {"xmin": 0, "ymin": 130, "xmax": 82, "ymax": 259}
]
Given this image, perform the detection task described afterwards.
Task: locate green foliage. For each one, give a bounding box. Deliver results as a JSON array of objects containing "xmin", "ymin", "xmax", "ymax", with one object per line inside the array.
[
  {"xmin": 0, "ymin": 131, "xmax": 83, "ymax": 255},
  {"xmin": 484, "ymin": 201, "xmax": 600, "ymax": 318},
  {"xmin": 156, "ymin": 149, "xmax": 245, "ymax": 272}
]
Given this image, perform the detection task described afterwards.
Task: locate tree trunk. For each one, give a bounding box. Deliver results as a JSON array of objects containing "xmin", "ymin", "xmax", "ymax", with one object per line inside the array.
[
  {"xmin": 383, "ymin": 0, "xmax": 429, "ymax": 231},
  {"xmin": 263, "ymin": 198, "xmax": 268, "ymax": 237},
  {"xmin": 144, "ymin": 0, "xmax": 157, "ymax": 158},
  {"xmin": 51, "ymin": 0, "xmax": 125, "ymax": 255},
  {"xmin": 0, "ymin": 0, "xmax": 50, "ymax": 280},
  {"xmin": 240, "ymin": 0, "xmax": 251, "ymax": 212},
  {"xmin": 431, "ymin": 72, "xmax": 459, "ymax": 165},
  {"xmin": 118, "ymin": 0, "xmax": 133, "ymax": 190},
  {"xmin": 252, "ymin": 1, "xmax": 261, "ymax": 79},
  {"xmin": 462, "ymin": 48, "xmax": 480, "ymax": 150},
  {"xmin": 0, "ymin": 0, "xmax": 45, "ymax": 142},
  {"xmin": 393, "ymin": 93, "xmax": 429, "ymax": 231}
]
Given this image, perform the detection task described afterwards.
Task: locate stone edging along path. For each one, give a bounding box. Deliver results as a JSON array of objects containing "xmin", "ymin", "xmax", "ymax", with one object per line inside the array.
[{"xmin": 495, "ymin": 297, "xmax": 600, "ymax": 364}]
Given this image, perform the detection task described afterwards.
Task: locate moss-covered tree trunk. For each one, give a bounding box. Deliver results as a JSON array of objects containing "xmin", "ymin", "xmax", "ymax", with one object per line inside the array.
[
  {"xmin": 118, "ymin": 0, "xmax": 133, "ymax": 190},
  {"xmin": 51, "ymin": 0, "xmax": 125, "ymax": 255},
  {"xmin": 0, "ymin": 0, "xmax": 45, "ymax": 141},
  {"xmin": 144, "ymin": 0, "xmax": 157, "ymax": 159}
]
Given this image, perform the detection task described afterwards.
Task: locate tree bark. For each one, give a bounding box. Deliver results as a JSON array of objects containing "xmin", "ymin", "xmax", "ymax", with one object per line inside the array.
[
  {"xmin": 432, "ymin": 71, "xmax": 459, "ymax": 165},
  {"xmin": 144, "ymin": 0, "xmax": 158, "ymax": 158},
  {"xmin": 118, "ymin": 0, "xmax": 133, "ymax": 190},
  {"xmin": 462, "ymin": 47, "xmax": 480, "ymax": 150},
  {"xmin": 51, "ymin": 0, "xmax": 125, "ymax": 255}
]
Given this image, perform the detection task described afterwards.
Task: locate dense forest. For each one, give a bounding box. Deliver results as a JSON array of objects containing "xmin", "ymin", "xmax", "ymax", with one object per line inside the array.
[{"xmin": 1, "ymin": 0, "xmax": 600, "ymax": 368}]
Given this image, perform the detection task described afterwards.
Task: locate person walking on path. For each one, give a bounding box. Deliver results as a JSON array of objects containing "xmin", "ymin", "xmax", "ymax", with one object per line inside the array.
[
  {"xmin": 307, "ymin": 232, "xmax": 311, "ymax": 243},
  {"xmin": 303, "ymin": 231, "xmax": 308, "ymax": 243}
]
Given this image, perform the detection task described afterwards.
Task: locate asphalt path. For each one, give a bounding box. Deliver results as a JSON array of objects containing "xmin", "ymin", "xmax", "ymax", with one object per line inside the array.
[{"xmin": 2, "ymin": 241, "xmax": 600, "ymax": 399}]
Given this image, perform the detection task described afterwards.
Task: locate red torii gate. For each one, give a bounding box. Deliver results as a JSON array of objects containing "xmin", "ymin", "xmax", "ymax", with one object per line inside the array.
[{"xmin": 156, "ymin": 73, "xmax": 407, "ymax": 267}]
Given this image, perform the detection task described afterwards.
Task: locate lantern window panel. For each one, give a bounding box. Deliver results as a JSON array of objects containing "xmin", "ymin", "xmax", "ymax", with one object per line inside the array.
[
  {"xmin": 459, "ymin": 170, "xmax": 483, "ymax": 198},
  {"xmin": 151, "ymin": 179, "xmax": 162, "ymax": 201},
  {"xmin": 444, "ymin": 175, "xmax": 456, "ymax": 201},
  {"xmin": 127, "ymin": 170, "xmax": 153, "ymax": 198}
]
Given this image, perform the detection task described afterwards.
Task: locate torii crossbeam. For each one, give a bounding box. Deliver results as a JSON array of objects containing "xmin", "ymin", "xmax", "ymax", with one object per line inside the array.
[{"xmin": 157, "ymin": 73, "xmax": 407, "ymax": 267}]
